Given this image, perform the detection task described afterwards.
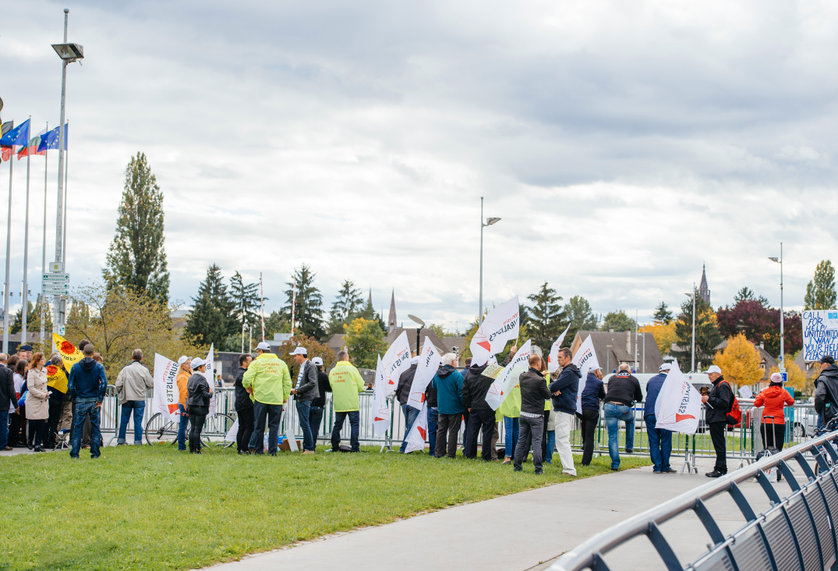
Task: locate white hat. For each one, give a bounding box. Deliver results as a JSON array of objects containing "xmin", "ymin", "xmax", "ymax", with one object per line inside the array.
[
  {"xmin": 290, "ymin": 346, "xmax": 307, "ymax": 356},
  {"xmin": 255, "ymin": 341, "xmax": 271, "ymax": 351},
  {"xmin": 312, "ymin": 356, "xmax": 323, "ymax": 366},
  {"xmin": 191, "ymin": 357, "xmax": 206, "ymax": 369},
  {"xmin": 705, "ymin": 365, "xmax": 722, "ymax": 375},
  {"xmin": 659, "ymin": 363, "xmax": 672, "ymax": 372},
  {"xmin": 770, "ymin": 372, "xmax": 784, "ymax": 383},
  {"xmin": 177, "ymin": 355, "xmax": 190, "ymax": 367},
  {"xmin": 410, "ymin": 356, "xmax": 419, "ymax": 365}
]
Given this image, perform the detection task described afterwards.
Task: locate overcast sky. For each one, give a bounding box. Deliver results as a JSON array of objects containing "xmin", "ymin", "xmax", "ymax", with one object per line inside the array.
[{"xmin": 2, "ymin": 1, "xmax": 837, "ymax": 333}]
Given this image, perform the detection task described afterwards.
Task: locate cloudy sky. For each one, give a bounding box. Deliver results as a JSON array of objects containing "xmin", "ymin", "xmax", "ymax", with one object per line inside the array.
[{"xmin": 2, "ymin": 1, "xmax": 837, "ymax": 333}]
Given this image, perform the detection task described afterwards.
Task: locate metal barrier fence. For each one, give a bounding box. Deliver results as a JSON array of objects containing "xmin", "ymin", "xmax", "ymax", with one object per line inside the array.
[
  {"xmin": 95, "ymin": 386, "xmax": 821, "ymax": 460},
  {"xmin": 551, "ymin": 428, "xmax": 838, "ymax": 570}
]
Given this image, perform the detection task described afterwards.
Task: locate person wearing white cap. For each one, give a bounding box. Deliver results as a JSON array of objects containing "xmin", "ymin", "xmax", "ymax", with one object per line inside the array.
[
  {"xmin": 644, "ymin": 362, "xmax": 674, "ymax": 473},
  {"xmin": 242, "ymin": 341, "xmax": 292, "ymax": 455},
  {"xmin": 289, "ymin": 346, "xmax": 319, "ymax": 454},
  {"xmin": 701, "ymin": 364, "xmax": 733, "ymax": 477},
  {"xmin": 186, "ymin": 357, "xmax": 213, "ymax": 453},
  {"xmin": 753, "ymin": 372, "xmax": 794, "ymax": 453},
  {"xmin": 308, "ymin": 356, "xmax": 330, "ymax": 448},
  {"xmin": 176, "ymin": 356, "xmax": 192, "ymax": 451}
]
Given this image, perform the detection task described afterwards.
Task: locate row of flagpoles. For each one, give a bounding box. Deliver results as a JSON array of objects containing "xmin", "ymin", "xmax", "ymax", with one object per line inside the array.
[{"xmin": 0, "ymin": 118, "xmax": 69, "ymax": 353}]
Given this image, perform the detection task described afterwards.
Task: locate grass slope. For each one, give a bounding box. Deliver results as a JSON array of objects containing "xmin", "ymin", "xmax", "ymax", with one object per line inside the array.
[{"xmin": 0, "ymin": 446, "xmax": 649, "ymax": 570}]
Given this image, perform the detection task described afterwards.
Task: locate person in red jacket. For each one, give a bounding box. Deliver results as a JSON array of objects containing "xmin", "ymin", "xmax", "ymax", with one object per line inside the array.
[{"xmin": 753, "ymin": 372, "xmax": 794, "ymax": 451}]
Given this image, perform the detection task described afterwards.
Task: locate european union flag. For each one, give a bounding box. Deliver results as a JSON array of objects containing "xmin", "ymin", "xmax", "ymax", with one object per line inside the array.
[
  {"xmin": 37, "ymin": 123, "xmax": 68, "ymax": 152},
  {"xmin": 0, "ymin": 119, "xmax": 30, "ymax": 146}
]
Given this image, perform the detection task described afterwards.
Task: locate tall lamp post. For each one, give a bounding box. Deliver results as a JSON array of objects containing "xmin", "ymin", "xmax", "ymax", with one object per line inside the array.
[
  {"xmin": 769, "ymin": 242, "xmax": 785, "ymax": 373},
  {"xmin": 50, "ymin": 9, "xmax": 83, "ymax": 339},
  {"xmin": 478, "ymin": 196, "xmax": 501, "ymax": 325}
]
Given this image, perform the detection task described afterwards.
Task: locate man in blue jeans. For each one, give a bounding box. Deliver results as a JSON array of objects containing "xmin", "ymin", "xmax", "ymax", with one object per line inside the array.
[
  {"xmin": 290, "ymin": 347, "xmax": 319, "ymax": 454},
  {"xmin": 603, "ymin": 364, "xmax": 643, "ymax": 470},
  {"xmin": 396, "ymin": 357, "xmax": 420, "ymax": 453},
  {"xmin": 644, "ymin": 363, "xmax": 674, "ymax": 473},
  {"xmin": 115, "ymin": 349, "xmax": 154, "ymax": 445},
  {"xmin": 68, "ymin": 344, "xmax": 108, "ymax": 458}
]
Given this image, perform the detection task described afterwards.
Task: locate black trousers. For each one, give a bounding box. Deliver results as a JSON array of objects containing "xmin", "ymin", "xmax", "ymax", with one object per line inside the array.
[
  {"xmin": 30, "ymin": 419, "xmax": 48, "ymax": 449},
  {"xmin": 435, "ymin": 413, "xmax": 462, "ymax": 458},
  {"xmin": 8, "ymin": 411, "xmax": 25, "ymax": 446},
  {"xmin": 236, "ymin": 406, "xmax": 254, "ymax": 453},
  {"xmin": 709, "ymin": 421, "xmax": 727, "ymax": 473},
  {"xmin": 189, "ymin": 413, "xmax": 206, "ymax": 453},
  {"xmin": 761, "ymin": 423, "xmax": 785, "ymax": 451},
  {"xmin": 47, "ymin": 392, "xmax": 65, "ymax": 447},
  {"xmin": 464, "ymin": 408, "xmax": 495, "ymax": 460},
  {"xmin": 580, "ymin": 409, "xmax": 600, "ymax": 466},
  {"xmin": 541, "ymin": 410, "xmax": 550, "ymax": 459}
]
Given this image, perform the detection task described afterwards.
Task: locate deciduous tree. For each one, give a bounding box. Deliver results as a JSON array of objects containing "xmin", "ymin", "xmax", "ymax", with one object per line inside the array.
[
  {"xmin": 600, "ymin": 310, "xmax": 635, "ymax": 332},
  {"xmin": 713, "ymin": 333, "xmax": 764, "ymax": 387},
  {"xmin": 343, "ymin": 317, "xmax": 387, "ymax": 369},
  {"xmin": 565, "ymin": 295, "xmax": 599, "ymax": 344},
  {"xmin": 672, "ymin": 289, "xmax": 722, "ymax": 370}
]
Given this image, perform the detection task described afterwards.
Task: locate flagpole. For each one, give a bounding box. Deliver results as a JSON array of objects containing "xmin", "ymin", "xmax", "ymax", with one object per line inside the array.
[
  {"xmin": 3, "ymin": 140, "xmax": 13, "ymax": 353},
  {"xmin": 40, "ymin": 121, "xmax": 48, "ymax": 346},
  {"xmin": 22, "ymin": 116, "xmax": 32, "ymax": 347}
]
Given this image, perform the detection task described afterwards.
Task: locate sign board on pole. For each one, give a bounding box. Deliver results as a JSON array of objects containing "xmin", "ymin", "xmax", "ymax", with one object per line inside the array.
[{"xmin": 802, "ymin": 310, "xmax": 838, "ymax": 362}]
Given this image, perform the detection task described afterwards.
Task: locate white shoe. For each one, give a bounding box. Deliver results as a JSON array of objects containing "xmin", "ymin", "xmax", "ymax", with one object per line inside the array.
[{"xmin": 562, "ymin": 470, "xmax": 577, "ymax": 477}]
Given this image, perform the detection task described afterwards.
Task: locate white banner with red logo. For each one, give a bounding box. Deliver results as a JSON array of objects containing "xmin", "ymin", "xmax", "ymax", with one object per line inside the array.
[
  {"xmin": 407, "ymin": 337, "xmax": 442, "ymax": 411},
  {"xmin": 573, "ymin": 336, "xmax": 600, "ymax": 413},
  {"xmin": 547, "ymin": 324, "xmax": 570, "ymax": 374},
  {"xmin": 469, "ymin": 296, "xmax": 520, "ymax": 366},
  {"xmin": 654, "ymin": 360, "xmax": 702, "ymax": 434},
  {"xmin": 486, "ymin": 339, "xmax": 532, "ymax": 411},
  {"xmin": 372, "ymin": 331, "xmax": 412, "ymax": 436},
  {"xmin": 153, "ymin": 353, "xmax": 180, "ymax": 422},
  {"xmin": 404, "ymin": 402, "xmax": 429, "ymax": 453},
  {"xmin": 203, "ymin": 343, "xmax": 216, "ymax": 417}
]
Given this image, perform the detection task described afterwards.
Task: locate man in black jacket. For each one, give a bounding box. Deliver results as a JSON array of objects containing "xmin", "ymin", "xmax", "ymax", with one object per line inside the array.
[
  {"xmin": 396, "ymin": 358, "xmax": 419, "ymax": 453},
  {"xmin": 701, "ymin": 365, "xmax": 733, "ymax": 477},
  {"xmin": 234, "ymin": 354, "xmax": 253, "ymax": 454},
  {"xmin": 0, "ymin": 359, "xmax": 18, "ymax": 451},
  {"xmin": 514, "ymin": 355, "xmax": 552, "ymax": 474},
  {"xmin": 549, "ymin": 348, "xmax": 580, "ymax": 476},
  {"xmin": 290, "ymin": 347, "xmax": 319, "ymax": 454},
  {"xmin": 603, "ymin": 364, "xmax": 643, "ymax": 471},
  {"xmin": 309, "ymin": 356, "xmax": 331, "ymax": 449},
  {"xmin": 814, "ymin": 356, "xmax": 838, "ymax": 426},
  {"xmin": 462, "ymin": 362, "xmax": 495, "ymax": 460}
]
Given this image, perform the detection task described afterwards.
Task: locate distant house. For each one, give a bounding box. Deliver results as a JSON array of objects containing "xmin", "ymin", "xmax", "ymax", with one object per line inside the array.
[
  {"xmin": 387, "ymin": 327, "xmax": 450, "ymax": 355},
  {"xmin": 570, "ymin": 330, "xmax": 662, "ymax": 374}
]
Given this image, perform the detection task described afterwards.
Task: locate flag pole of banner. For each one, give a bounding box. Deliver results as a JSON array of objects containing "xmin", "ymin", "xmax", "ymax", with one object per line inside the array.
[
  {"xmin": 153, "ymin": 353, "xmax": 181, "ymax": 422},
  {"xmin": 406, "ymin": 336, "xmax": 442, "ymax": 410},
  {"xmin": 372, "ymin": 331, "xmax": 412, "ymax": 437},
  {"xmin": 404, "ymin": 401, "xmax": 429, "ymax": 453},
  {"xmin": 203, "ymin": 344, "xmax": 216, "ymax": 417},
  {"xmin": 469, "ymin": 296, "xmax": 520, "ymax": 366},
  {"xmin": 486, "ymin": 339, "xmax": 532, "ymax": 410},
  {"xmin": 547, "ymin": 324, "xmax": 571, "ymax": 374},
  {"xmin": 654, "ymin": 360, "xmax": 702, "ymax": 434},
  {"xmin": 573, "ymin": 335, "xmax": 600, "ymax": 413}
]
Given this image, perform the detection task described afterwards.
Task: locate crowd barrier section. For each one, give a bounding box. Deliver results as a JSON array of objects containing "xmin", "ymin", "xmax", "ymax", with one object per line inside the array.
[
  {"xmin": 550, "ymin": 428, "xmax": 838, "ymax": 570},
  {"xmin": 94, "ymin": 385, "xmax": 821, "ymax": 462}
]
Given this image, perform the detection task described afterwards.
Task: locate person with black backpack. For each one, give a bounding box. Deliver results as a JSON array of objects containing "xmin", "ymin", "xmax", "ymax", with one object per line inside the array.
[{"xmin": 701, "ymin": 365, "xmax": 734, "ymax": 478}]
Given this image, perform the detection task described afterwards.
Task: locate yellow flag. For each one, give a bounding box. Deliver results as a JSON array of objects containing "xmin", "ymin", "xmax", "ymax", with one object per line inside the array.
[
  {"xmin": 46, "ymin": 363, "xmax": 69, "ymax": 393},
  {"xmin": 53, "ymin": 333, "xmax": 83, "ymax": 369}
]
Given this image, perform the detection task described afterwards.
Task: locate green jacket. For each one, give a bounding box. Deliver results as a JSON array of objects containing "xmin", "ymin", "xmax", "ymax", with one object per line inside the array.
[
  {"xmin": 328, "ymin": 361, "xmax": 365, "ymax": 412},
  {"xmin": 499, "ymin": 381, "xmax": 521, "ymax": 418},
  {"xmin": 242, "ymin": 353, "xmax": 291, "ymax": 405}
]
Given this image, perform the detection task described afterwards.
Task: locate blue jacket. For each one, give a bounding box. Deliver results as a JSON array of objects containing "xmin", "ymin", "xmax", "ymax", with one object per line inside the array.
[
  {"xmin": 549, "ymin": 363, "xmax": 581, "ymax": 414},
  {"xmin": 433, "ymin": 365, "xmax": 464, "ymax": 415},
  {"xmin": 644, "ymin": 372, "xmax": 667, "ymax": 418},
  {"xmin": 68, "ymin": 358, "xmax": 108, "ymax": 401},
  {"xmin": 580, "ymin": 372, "xmax": 605, "ymax": 411}
]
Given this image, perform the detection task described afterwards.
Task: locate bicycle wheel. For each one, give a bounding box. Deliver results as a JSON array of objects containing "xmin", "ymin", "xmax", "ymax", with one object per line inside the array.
[
  {"xmin": 202, "ymin": 413, "xmax": 236, "ymax": 447},
  {"xmin": 144, "ymin": 412, "xmax": 178, "ymax": 446}
]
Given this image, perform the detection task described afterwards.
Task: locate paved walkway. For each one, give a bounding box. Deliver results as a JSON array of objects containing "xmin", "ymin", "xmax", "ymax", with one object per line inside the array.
[{"xmin": 205, "ymin": 456, "xmax": 774, "ymax": 571}]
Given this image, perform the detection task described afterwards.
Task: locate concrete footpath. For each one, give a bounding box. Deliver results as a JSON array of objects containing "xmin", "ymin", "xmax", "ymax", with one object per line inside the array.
[{"xmin": 206, "ymin": 456, "xmax": 774, "ymax": 571}]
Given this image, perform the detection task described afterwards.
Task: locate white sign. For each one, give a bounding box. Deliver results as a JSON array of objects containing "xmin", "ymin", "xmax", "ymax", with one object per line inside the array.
[
  {"xmin": 404, "ymin": 402, "xmax": 429, "ymax": 453},
  {"xmin": 372, "ymin": 332, "xmax": 412, "ymax": 436},
  {"xmin": 654, "ymin": 360, "xmax": 702, "ymax": 434},
  {"xmin": 548, "ymin": 324, "xmax": 570, "ymax": 374},
  {"xmin": 203, "ymin": 344, "xmax": 216, "ymax": 416},
  {"xmin": 802, "ymin": 310, "xmax": 838, "ymax": 362},
  {"xmin": 152, "ymin": 353, "xmax": 180, "ymax": 422},
  {"xmin": 573, "ymin": 336, "xmax": 600, "ymax": 413},
  {"xmin": 407, "ymin": 337, "xmax": 442, "ymax": 410},
  {"xmin": 470, "ymin": 296, "xmax": 520, "ymax": 366},
  {"xmin": 486, "ymin": 339, "xmax": 532, "ymax": 410}
]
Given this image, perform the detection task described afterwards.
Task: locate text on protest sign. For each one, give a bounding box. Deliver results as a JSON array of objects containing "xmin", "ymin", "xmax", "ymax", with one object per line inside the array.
[
  {"xmin": 802, "ymin": 310, "xmax": 838, "ymax": 362},
  {"xmin": 372, "ymin": 332, "xmax": 412, "ymax": 436},
  {"xmin": 573, "ymin": 336, "xmax": 600, "ymax": 414},
  {"xmin": 407, "ymin": 337, "xmax": 442, "ymax": 410},
  {"xmin": 153, "ymin": 353, "xmax": 180, "ymax": 422},
  {"xmin": 654, "ymin": 361, "xmax": 702, "ymax": 434},
  {"xmin": 486, "ymin": 339, "xmax": 532, "ymax": 410},
  {"xmin": 470, "ymin": 296, "xmax": 520, "ymax": 366}
]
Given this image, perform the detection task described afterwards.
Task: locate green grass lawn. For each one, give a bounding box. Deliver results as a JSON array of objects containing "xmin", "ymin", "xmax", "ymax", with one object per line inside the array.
[{"xmin": 0, "ymin": 445, "xmax": 649, "ymax": 570}]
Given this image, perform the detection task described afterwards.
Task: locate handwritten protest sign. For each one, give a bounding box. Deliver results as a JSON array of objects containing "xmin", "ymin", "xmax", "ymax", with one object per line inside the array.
[{"xmin": 802, "ymin": 310, "xmax": 838, "ymax": 362}]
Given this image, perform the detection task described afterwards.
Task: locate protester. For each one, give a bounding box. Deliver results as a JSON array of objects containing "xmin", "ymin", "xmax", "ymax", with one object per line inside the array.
[
  {"xmin": 513, "ymin": 355, "xmax": 553, "ymax": 474},
  {"xmin": 754, "ymin": 372, "xmax": 794, "ymax": 451},
  {"xmin": 115, "ymin": 349, "xmax": 154, "ymax": 445},
  {"xmin": 499, "ymin": 371, "xmax": 521, "ymax": 465},
  {"xmin": 644, "ymin": 363, "xmax": 674, "ymax": 473},
  {"xmin": 176, "ymin": 356, "xmax": 191, "ymax": 452},
  {"xmin": 186, "ymin": 357, "xmax": 212, "ymax": 454},
  {"xmin": 45, "ymin": 355, "xmax": 68, "ymax": 448},
  {"xmin": 462, "ymin": 359, "xmax": 495, "ymax": 461},
  {"xmin": 309, "ymin": 356, "xmax": 330, "ymax": 447},
  {"xmin": 815, "ymin": 356, "xmax": 838, "ymax": 429},
  {"xmin": 549, "ymin": 347, "xmax": 580, "ymax": 476},
  {"xmin": 544, "ymin": 409, "xmax": 556, "ymax": 464},
  {"xmin": 396, "ymin": 357, "xmax": 420, "ymax": 453},
  {"xmin": 603, "ymin": 363, "xmax": 642, "ymax": 471},
  {"xmin": 433, "ymin": 353, "xmax": 464, "ymax": 458},
  {"xmin": 289, "ymin": 347, "xmax": 319, "ymax": 454},
  {"xmin": 234, "ymin": 353, "xmax": 253, "ymax": 455},
  {"xmin": 0, "ymin": 354, "xmax": 17, "ymax": 451},
  {"xmin": 701, "ymin": 365, "xmax": 733, "ymax": 477},
  {"xmin": 328, "ymin": 351, "xmax": 365, "ymax": 452},
  {"xmin": 25, "ymin": 353, "xmax": 50, "ymax": 452},
  {"xmin": 425, "ymin": 372, "xmax": 439, "ymax": 455},
  {"xmin": 579, "ymin": 367, "xmax": 605, "ymax": 467},
  {"xmin": 17, "ymin": 344, "xmax": 33, "ymax": 362},
  {"xmin": 243, "ymin": 342, "xmax": 291, "ymax": 455},
  {"xmin": 67, "ymin": 344, "xmax": 107, "ymax": 459},
  {"xmin": 9, "ymin": 357, "xmax": 26, "ymax": 447},
  {"xmin": 538, "ymin": 355, "xmax": 552, "ymax": 464}
]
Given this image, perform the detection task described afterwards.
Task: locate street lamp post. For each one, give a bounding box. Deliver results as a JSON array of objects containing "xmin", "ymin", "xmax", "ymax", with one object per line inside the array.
[
  {"xmin": 478, "ymin": 196, "xmax": 501, "ymax": 325},
  {"xmin": 769, "ymin": 242, "xmax": 785, "ymax": 373},
  {"xmin": 50, "ymin": 9, "xmax": 83, "ymax": 340}
]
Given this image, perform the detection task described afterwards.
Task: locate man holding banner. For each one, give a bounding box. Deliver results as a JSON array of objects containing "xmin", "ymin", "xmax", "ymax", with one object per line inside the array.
[
  {"xmin": 462, "ymin": 361, "xmax": 495, "ymax": 461},
  {"xmin": 513, "ymin": 355, "xmax": 552, "ymax": 474},
  {"xmin": 644, "ymin": 363, "xmax": 674, "ymax": 473}
]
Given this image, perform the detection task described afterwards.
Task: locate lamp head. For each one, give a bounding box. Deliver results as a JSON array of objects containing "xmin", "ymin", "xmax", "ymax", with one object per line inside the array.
[
  {"xmin": 407, "ymin": 314, "xmax": 425, "ymax": 327},
  {"xmin": 484, "ymin": 217, "xmax": 501, "ymax": 227},
  {"xmin": 52, "ymin": 43, "xmax": 84, "ymax": 62},
  {"xmin": 768, "ymin": 256, "xmax": 780, "ymax": 263}
]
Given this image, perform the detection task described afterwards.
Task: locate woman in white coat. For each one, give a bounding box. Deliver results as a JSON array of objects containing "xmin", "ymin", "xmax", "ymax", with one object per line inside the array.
[{"xmin": 25, "ymin": 353, "xmax": 50, "ymax": 452}]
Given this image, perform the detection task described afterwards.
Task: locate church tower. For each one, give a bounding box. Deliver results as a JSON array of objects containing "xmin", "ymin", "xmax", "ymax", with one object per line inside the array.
[
  {"xmin": 388, "ymin": 290, "xmax": 397, "ymax": 331},
  {"xmin": 699, "ymin": 264, "xmax": 711, "ymax": 305}
]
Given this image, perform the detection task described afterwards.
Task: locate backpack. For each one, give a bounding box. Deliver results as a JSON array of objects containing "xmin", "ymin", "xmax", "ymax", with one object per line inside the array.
[{"xmin": 720, "ymin": 381, "xmax": 741, "ymax": 426}]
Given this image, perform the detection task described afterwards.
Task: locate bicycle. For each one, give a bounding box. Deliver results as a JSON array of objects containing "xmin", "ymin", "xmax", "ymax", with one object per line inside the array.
[{"xmin": 144, "ymin": 411, "xmax": 236, "ymax": 448}]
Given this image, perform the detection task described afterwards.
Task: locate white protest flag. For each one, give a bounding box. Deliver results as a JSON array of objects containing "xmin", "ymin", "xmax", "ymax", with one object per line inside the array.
[
  {"xmin": 407, "ymin": 337, "xmax": 442, "ymax": 410},
  {"xmin": 470, "ymin": 296, "xmax": 520, "ymax": 366},
  {"xmin": 573, "ymin": 336, "xmax": 600, "ymax": 414},
  {"xmin": 548, "ymin": 324, "xmax": 571, "ymax": 374},
  {"xmin": 372, "ymin": 332, "xmax": 412, "ymax": 436},
  {"xmin": 404, "ymin": 402, "xmax": 429, "ymax": 453},
  {"xmin": 486, "ymin": 340, "xmax": 532, "ymax": 411},
  {"xmin": 225, "ymin": 419, "xmax": 238, "ymax": 443},
  {"xmin": 152, "ymin": 353, "xmax": 180, "ymax": 422},
  {"xmin": 203, "ymin": 343, "xmax": 216, "ymax": 417},
  {"xmin": 655, "ymin": 360, "xmax": 702, "ymax": 434}
]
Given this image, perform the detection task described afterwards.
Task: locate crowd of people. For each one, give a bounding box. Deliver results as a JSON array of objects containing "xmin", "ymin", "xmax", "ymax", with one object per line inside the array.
[{"xmin": 4, "ymin": 337, "xmax": 838, "ymax": 478}]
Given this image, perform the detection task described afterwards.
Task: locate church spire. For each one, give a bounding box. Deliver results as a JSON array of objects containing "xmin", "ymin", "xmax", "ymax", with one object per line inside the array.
[
  {"xmin": 388, "ymin": 289, "xmax": 397, "ymax": 331},
  {"xmin": 699, "ymin": 264, "xmax": 710, "ymax": 305}
]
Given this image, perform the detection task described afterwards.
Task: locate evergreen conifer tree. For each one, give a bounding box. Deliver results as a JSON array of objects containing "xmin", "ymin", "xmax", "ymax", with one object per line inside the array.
[{"xmin": 185, "ymin": 264, "xmax": 237, "ymax": 346}]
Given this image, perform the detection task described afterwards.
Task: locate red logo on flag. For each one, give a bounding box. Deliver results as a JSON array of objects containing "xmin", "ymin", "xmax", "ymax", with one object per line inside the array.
[
  {"xmin": 478, "ymin": 340, "xmax": 491, "ymax": 352},
  {"xmin": 374, "ymin": 417, "xmax": 385, "ymax": 421},
  {"xmin": 168, "ymin": 404, "xmax": 179, "ymax": 414},
  {"xmin": 418, "ymin": 427, "xmax": 426, "ymax": 439},
  {"xmin": 676, "ymin": 414, "xmax": 695, "ymax": 422}
]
